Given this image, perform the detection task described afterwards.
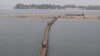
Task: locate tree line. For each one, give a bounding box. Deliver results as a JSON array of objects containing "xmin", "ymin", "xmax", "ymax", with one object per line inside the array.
[{"xmin": 14, "ymin": 3, "xmax": 100, "ymax": 10}]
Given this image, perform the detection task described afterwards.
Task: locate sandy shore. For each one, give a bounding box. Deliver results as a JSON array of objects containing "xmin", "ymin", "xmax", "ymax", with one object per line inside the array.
[{"xmin": 0, "ymin": 13, "xmax": 100, "ymax": 19}]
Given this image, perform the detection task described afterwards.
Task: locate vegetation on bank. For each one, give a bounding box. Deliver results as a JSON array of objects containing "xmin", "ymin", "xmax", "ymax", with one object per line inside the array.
[
  {"xmin": 14, "ymin": 3, "xmax": 100, "ymax": 10},
  {"xmin": 98, "ymin": 17, "xmax": 100, "ymax": 19}
]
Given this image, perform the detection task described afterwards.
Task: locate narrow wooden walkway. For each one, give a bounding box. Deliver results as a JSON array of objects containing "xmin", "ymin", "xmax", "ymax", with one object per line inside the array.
[{"xmin": 39, "ymin": 17, "xmax": 58, "ymax": 56}]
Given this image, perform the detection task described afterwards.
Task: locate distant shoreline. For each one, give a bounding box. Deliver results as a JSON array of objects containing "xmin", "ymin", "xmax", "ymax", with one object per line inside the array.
[{"xmin": 0, "ymin": 13, "xmax": 100, "ymax": 19}]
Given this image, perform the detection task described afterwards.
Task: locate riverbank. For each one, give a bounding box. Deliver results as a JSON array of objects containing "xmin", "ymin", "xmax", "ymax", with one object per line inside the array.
[{"xmin": 0, "ymin": 13, "xmax": 100, "ymax": 19}]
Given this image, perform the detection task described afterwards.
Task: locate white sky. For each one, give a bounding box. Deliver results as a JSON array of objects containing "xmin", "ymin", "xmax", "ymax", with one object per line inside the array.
[{"xmin": 0, "ymin": 0, "xmax": 100, "ymax": 7}]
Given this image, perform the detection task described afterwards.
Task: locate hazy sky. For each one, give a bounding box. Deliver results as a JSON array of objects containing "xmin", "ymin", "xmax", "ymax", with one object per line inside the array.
[{"xmin": 0, "ymin": 0, "xmax": 100, "ymax": 7}]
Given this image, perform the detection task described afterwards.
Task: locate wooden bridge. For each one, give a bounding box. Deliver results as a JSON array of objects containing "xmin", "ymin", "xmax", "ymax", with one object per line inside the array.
[{"xmin": 39, "ymin": 17, "xmax": 58, "ymax": 56}]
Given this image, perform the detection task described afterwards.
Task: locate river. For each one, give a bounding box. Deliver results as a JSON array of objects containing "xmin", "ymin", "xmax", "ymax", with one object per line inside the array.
[
  {"xmin": 49, "ymin": 19, "xmax": 100, "ymax": 56},
  {"xmin": 0, "ymin": 9, "xmax": 100, "ymax": 56}
]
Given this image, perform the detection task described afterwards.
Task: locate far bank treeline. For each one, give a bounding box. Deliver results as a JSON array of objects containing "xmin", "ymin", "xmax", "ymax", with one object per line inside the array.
[{"xmin": 14, "ymin": 3, "xmax": 100, "ymax": 10}]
